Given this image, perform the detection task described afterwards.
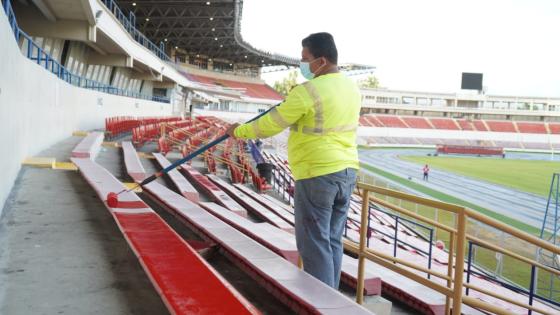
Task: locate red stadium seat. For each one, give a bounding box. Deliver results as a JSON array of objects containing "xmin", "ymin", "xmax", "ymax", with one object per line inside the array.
[
  {"xmin": 516, "ymin": 122, "xmax": 548, "ymax": 134},
  {"xmin": 549, "ymin": 123, "xmax": 560, "ymax": 134},
  {"xmin": 472, "ymin": 120, "xmax": 489, "ymax": 131},
  {"xmin": 375, "ymin": 115, "xmax": 408, "ymax": 128},
  {"xmin": 430, "ymin": 118, "xmax": 459, "ymax": 130},
  {"xmin": 486, "ymin": 120, "xmax": 516, "ymax": 132},
  {"xmin": 401, "ymin": 117, "xmax": 433, "ymax": 129}
]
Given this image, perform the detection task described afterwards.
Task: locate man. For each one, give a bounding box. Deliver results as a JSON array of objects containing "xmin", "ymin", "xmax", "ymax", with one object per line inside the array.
[
  {"xmin": 226, "ymin": 32, "xmax": 361, "ymax": 289},
  {"xmin": 423, "ymin": 164, "xmax": 430, "ymax": 181}
]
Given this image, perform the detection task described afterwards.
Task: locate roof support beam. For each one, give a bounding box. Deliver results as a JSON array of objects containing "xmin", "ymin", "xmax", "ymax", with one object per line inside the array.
[{"xmin": 31, "ymin": 0, "xmax": 56, "ymax": 21}]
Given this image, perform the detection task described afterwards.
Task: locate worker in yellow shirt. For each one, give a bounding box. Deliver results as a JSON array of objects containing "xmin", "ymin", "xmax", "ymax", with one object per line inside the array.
[{"xmin": 226, "ymin": 32, "xmax": 360, "ymax": 289}]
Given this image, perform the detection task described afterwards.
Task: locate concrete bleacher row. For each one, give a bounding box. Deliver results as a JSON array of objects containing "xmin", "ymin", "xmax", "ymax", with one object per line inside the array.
[
  {"xmin": 360, "ymin": 114, "xmax": 558, "ymax": 134},
  {"xmin": 118, "ymin": 139, "xmax": 374, "ymax": 314},
  {"xmin": 364, "ymin": 137, "xmax": 556, "ymax": 150},
  {"xmin": 71, "ymin": 136, "xmax": 260, "ymax": 315}
]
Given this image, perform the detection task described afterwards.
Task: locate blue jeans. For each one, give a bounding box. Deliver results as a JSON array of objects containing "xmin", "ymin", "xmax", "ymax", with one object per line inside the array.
[{"xmin": 294, "ymin": 168, "xmax": 357, "ymax": 289}]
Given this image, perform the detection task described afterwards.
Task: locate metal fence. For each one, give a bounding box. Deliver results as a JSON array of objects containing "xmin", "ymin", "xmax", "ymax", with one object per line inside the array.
[
  {"xmin": 348, "ymin": 182, "xmax": 560, "ymax": 315},
  {"xmin": 1, "ymin": 0, "xmax": 170, "ymax": 104}
]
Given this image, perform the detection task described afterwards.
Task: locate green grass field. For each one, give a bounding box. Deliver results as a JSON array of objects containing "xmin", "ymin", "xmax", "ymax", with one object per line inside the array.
[{"xmin": 400, "ymin": 155, "xmax": 560, "ymax": 197}]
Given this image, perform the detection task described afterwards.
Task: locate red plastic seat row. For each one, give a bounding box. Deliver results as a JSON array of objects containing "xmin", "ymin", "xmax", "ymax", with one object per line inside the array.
[
  {"xmin": 184, "ymin": 73, "xmax": 284, "ymax": 101},
  {"xmin": 132, "ymin": 119, "xmax": 200, "ymax": 146},
  {"xmin": 429, "ymin": 118, "xmax": 459, "ymax": 130},
  {"xmin": 71, "ymin": 157, "xmax": 259, "ymax": 315},
  {"xmin": 402, "ymin": 117, "xmax": 433, "ymax": 129},
  {"xmin": 516, "ymin": 122, "xmax": 547, "ymax": 134},
  {"xmin": 375, "ymin": 115, "xmax": 408, "ymax": 128},
  {"xmin": 485, "ymin": 120, "xmax": 516, "ymax": 132},
  {"xmin": 106, "ymin": 116, "xmax": 181, "ymax": 138},
  {"xmin": 361, "ymin": 115, "xmax": 556, "ymax": 134},
  {"xmin": 364, "ymin": 115, "xmax": 384, "ymax": 127}
]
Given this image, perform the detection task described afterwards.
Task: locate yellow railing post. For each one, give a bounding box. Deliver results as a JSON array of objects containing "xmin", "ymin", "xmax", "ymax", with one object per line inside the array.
[
  {"xmin": 445, "ymin": 232, "xmax": 455, "ymax": 315},
  {"xmin": 451, "ymin": 208, "xmax": 467, "ymax": 314},
  {"xmin": 356, "ymin": 188, "xmax": 370, "ymax": 304}
]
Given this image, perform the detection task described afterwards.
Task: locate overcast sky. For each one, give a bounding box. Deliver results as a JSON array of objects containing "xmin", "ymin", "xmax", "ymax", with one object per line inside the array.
[{"xmin": 241, "ymin": 0, "xmax": 560, "ymax": 97}]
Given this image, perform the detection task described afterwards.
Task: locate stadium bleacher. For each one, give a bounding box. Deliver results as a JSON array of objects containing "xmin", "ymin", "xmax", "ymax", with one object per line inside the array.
[
  {"xmin": 360, "ymin": 114, "xmax": 556, "ymax": 134},
  {"xmin": 5, "ymin": 0, "xmax": 560, "ymax": 311},
  {"xmin": 359, "ymin": 114, "xmax": 560, "ymax": 150},
  {"xmin": 430, "ymin": 118, "xmax": 460, "ymax": 130},
  {"xmin": 183, "ymin": 73, "xmax": 283, "ymax": 101},
  {"xmin": 363, "ymin": 115, "xmax": 383, "ymax": 127},
  {"xmin": 548, "ymin": 123, "xmax": 560, "ymax": 134},
  {"xmin": 456, "ymin": 119, "xmax": 476, "ymax": 131},
  {"xmin": 472, "ymin": 120, "xmax": 489, "ymax": 131},
  {"xmin": 401, "ymin": 117, "xmax": 433, "ymax": 129},
  {"xmin": 485, "ymin": 120, "xmax": 517, "ymax": 133},
  {"xmin": 516, "ymin": 122, "xmax": 548, "ymax": 134},
  {"xmin": 375, "ymin": 115, "xmax": 408, "ymax": 128}
]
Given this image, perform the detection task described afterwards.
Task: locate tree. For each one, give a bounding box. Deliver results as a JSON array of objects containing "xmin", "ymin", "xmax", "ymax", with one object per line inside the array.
[
  {"xmin": 358, "ymin": 75, "xmax": 380, "ymax": 89},
  {"xmin": 273, "ymin": 71, "xmax": 298, "ymax": 96}
]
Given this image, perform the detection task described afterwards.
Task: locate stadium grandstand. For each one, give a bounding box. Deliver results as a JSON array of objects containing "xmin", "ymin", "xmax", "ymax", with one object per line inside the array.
[
  {"xmin": 1, "ymin": 0, "xmax": 560, "ymax": 315},
  {"xmin": 359, "ymin": 88, "xmax": 560, "ymax": 151}
]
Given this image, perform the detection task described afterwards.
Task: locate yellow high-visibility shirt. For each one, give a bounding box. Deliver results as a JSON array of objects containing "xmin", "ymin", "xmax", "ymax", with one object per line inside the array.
[{"xmin": 234, "ymin": 72, "xmax": 361, "ymax": 180}]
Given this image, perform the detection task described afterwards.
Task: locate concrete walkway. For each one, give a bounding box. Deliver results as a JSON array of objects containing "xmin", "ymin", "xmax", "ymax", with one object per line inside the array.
[{"xmin": 0, "ymin": 136, "xmax": 167, "ymax": 315}]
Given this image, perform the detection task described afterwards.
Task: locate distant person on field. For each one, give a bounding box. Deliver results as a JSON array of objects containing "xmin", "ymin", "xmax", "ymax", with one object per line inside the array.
[{"xmin": 423, "ymin": 164, "xmax": 430, "ymax": 181}]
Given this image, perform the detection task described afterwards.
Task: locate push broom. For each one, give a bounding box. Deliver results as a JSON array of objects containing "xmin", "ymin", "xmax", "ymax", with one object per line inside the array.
[{"xmin": 106, "ymin": 104, "xmax": 278, "ymax": 207}]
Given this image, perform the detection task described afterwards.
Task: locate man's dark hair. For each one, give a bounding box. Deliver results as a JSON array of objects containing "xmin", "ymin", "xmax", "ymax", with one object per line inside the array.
[{"xmin": 301, "ymin": 32, "xmax": 338, "ymax": 64}]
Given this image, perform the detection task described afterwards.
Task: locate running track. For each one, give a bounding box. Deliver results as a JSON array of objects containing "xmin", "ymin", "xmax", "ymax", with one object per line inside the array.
[{"xmin": 359, "ymin": 149, "xmax": 551, "ymax": 230}]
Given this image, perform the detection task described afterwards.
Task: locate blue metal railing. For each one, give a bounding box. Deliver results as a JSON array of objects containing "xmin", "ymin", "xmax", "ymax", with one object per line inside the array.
[
  {"xmin": 1, "ymin": 0, "xmax": 170, "ymax": 103},
  {"xmin": 99, "ymin": 0, "xmax": 170, "ymax": 62},
  {"xmin": 466, "ymin": 241, "xmax": 560, "ymax": 313}
]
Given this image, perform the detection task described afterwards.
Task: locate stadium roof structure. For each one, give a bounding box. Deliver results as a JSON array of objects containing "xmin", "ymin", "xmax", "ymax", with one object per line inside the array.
[{"xmin": 115, "ymin": 0, "xmax": 299, "ymax": 67}]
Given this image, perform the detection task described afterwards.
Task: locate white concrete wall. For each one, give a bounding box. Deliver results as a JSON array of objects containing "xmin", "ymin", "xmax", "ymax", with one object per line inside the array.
[{"xmin": 0, "ymin": 11, "xmax": 172, "ymax": 214}]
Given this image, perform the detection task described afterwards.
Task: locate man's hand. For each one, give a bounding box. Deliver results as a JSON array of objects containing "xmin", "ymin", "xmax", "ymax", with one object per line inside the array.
[{"xmin": 226, "ymin": 123, "xmax": 240, "ymax": 138}]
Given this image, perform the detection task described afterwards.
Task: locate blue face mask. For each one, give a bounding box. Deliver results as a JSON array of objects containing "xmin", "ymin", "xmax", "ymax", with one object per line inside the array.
[{"xmin": 299, "ymin": 58, "xmax": 323, "ymax": 80}]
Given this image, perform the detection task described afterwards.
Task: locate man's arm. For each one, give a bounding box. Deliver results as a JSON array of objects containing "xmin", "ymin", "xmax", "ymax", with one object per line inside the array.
[{"xmin": 227, "ymin": 86, "xmax": 310, "ymax": 139}]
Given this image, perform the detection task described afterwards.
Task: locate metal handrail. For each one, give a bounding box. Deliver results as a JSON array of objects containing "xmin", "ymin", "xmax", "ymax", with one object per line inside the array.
[
  {"xmin": 99, "ymin": 0, "xmax": 170, "ymax": 62},
  {"xmin": 1, "ymin": 0, "xmax": 170, "ymax": 104},
  {"xmin": 348, "ymin": 182, "xmax": 560, "ymax": 315}
]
